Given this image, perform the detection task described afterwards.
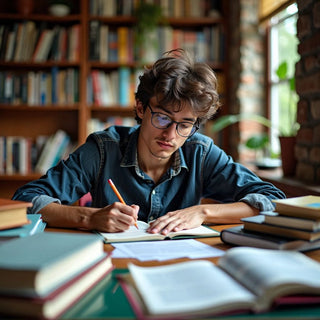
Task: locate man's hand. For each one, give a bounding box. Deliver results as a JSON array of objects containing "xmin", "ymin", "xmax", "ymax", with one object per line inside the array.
[
  {"xmin": 89, "ymin": 203, "xmax": 139, "ymax": 232},
  {"xmin": 40, "ymin": 202, "xmax": 139, "ymax": 233},
  {"xmin": 147, "ymin": 205, "xmax": 206, "ymax": 235}
]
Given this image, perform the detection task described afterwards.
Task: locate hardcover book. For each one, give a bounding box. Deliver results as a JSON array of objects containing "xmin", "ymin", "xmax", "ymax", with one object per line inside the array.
[
  {"xmin": 0, "ymin": 254, "xmax": 112, "ymax": 320},
  {"xmin": 273, "ymin": 196, "xmax": 320, "ymax": 219},
  {"xmin": 242, "ymin": 215, "xmax": 320, "ymax": 241},
  {"xmin": 220, "ymin": 225, "xmax": 320, "ymax": 251},
  {"xmin": 0, "ymin": 198, "xmax": 32, "ymax": 230},
  {"xmin": 119, "ymin": 247, "xmax": 320, "ymax": 319},
  {"xmin": 263, "ymin": 211, "xmax": 320, "ymax": 231},
  {"xmin": 0, "ymin": 232, "xmax": 105, "ymax": 297}
]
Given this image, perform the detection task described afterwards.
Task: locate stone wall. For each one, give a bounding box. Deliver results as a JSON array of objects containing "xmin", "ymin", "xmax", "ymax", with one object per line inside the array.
[
  {"xmin": 296, "ymin": 0, "xmax": 320, "ymax": 183},
  {"xmin": 227, "ymin": 0, "xmax": 265, "ymax": 163}
]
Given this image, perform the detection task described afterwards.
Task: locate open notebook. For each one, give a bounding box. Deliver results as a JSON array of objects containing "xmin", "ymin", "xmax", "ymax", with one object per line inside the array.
[{"xmin": 98, "ymin": 220, "xmax": 219, "ymax": 243}]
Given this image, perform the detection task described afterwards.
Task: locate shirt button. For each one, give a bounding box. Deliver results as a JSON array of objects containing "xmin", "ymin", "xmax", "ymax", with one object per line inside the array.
[
  {"xmin": 152, "ymin": 190, "xmax": 156, "ymax": 195},
  {"xmin": 149, "ymin": 216, "xmax": 154, "ymax": 221}
]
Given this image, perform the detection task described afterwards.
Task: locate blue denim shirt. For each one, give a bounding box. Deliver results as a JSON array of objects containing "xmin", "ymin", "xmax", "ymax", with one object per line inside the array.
[{"xmin": 13, "ymin": 126, "xmax": 285, "ymax": 222}]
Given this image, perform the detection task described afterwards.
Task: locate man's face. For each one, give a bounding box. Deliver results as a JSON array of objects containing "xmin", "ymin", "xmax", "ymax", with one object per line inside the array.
[{"xmin": 137, "ymin": 97, "xmax": 198, "ymax": 161}]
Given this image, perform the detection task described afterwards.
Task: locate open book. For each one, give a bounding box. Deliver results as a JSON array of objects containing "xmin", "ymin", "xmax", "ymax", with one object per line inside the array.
[
  {"xmin": 119, "ymin": 247, "xmax": 320, "ymax": 319},
  {"xmin": 98, "ymin": 220, "xmax": 219, "ymax": 243}
]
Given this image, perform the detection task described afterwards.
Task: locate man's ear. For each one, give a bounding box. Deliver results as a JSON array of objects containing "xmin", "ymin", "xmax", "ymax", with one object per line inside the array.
[{"xmin": 135, "ymin": 100, "xmax": 145, "ymax": 119}]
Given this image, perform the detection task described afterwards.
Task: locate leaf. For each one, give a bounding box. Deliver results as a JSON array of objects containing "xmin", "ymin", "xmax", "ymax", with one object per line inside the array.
[
  {"xmin": 275, "ymin": 61, "xmax": 288, "ymax": 80},
  {"xmin": 211, "ymin": 114, "xmax": 271, "ymax": 132},
  {"xmin": 245, "ymin": 134, "xmax": 269, "ymax": 150}
]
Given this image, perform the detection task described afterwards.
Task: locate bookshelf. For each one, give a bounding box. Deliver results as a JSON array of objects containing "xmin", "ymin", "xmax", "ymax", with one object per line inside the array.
[{"xmin": 0, "ymin": 0, "xmax": 228, "ymax": 198}]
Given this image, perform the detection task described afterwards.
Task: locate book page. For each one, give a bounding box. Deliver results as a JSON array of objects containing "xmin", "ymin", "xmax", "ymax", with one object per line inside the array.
[
  {"xmin": 128, "ymin": 260, "xmax": 256, "ymax": 316},
  {"xmin": 218, "ymin": 247, "xmax": 320, "ymax": 310},
  {"xmin": 99, "ymin": 221, "xmax": 162, "ymax": 242}
]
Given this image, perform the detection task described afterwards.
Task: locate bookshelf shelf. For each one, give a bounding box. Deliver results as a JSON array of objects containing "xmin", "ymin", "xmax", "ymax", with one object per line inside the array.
[
  {"xmin": 0, "ymin": 104, "xmax": 79, "ymax": 111},
  {"xmin": 0, "ymin": 61, "xmax": 80, "ymax": 68},
  {"xmin": 0, "ymin": 0, "xmax": 229, "ymax": 198},
  {"xmin": 0, "ymin": 13, "xmax": 81, "ymax": 22}
]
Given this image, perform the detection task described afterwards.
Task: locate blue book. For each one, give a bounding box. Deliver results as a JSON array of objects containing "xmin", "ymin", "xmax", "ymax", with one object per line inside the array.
[{"xmin": 0, "ymin": 214, "xmax": 46, "ymax": 242}]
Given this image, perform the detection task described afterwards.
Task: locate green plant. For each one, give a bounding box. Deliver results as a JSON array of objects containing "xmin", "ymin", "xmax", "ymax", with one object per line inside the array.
[
  {"xmin": 133, "ymin": 2, "xmax": 165, "ymax": 63},
  {"xmin": 275, "ymin": 61, "xmax": 299, "ymax": 136}
]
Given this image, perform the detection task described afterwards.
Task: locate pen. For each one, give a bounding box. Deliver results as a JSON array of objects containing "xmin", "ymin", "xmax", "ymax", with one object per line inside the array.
[{"xmin": 108, "ymin": 179, "xmax": 139, "ymax": 229}]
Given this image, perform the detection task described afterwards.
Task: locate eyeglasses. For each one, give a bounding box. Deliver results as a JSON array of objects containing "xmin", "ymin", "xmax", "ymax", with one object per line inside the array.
[{"xmin": 147, "ymin": 104, "xmax": 199, "ymax": 138}]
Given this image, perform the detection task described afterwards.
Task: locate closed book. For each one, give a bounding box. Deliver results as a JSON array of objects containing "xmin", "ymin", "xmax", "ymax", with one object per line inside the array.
[
  {"xmin": 220, "ymin": 225, "xmax": 320, "ymax": 251},
  {"xmin": 0, "ymin": 232, "xmax": 105, "ymax": 297},
  {"xmin": 0, "ymin": 254, "xmax": 113, "ymax": 320},
  {"xmin": 273, "ymin": 196, "xmax": 320, "ymax": 219},
  {"xmin": 242, "ymin": 215, "xmax": 320, "ymax": 241},
  {"xmin": 0, "ymin": 198, "xmax": 31, "ymax": 230},
  {"xmin": 264, "ymin": 211, "xmax": 320, "ymax": 231},
  {"xmin": 0, "ymin": 214, "xmax": 46, "ymax": 242}
]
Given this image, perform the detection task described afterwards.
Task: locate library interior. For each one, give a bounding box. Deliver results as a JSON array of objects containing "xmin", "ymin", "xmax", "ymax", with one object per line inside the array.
[{"xmin": 0, "ymin": 0, "xmax": 320, "ymax": 319}]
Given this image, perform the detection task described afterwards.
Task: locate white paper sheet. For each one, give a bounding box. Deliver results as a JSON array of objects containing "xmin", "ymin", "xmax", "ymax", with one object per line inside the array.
[{"xmin": 111, "ymin": 239, "xmax": 224, "ymax": 261}]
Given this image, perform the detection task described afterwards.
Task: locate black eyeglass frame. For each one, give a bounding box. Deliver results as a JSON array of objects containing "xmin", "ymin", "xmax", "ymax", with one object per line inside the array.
[{"xmin": 147, "ymin": 104, "xmax": 200, "ymax": 138}]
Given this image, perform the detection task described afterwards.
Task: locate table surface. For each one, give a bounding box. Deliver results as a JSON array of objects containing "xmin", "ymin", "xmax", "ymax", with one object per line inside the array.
[
  {"xmin": 47, "ymin": 223, "xmax": 320, "ymax": 267},
  {"xmin": 45, "ymin": 224, "xmax": 320, "ymax": 320}
]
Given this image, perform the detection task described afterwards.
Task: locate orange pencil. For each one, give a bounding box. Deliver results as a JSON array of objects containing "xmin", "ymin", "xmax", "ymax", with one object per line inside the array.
[{"xmin": 108, "ymin": 179, "xmax": 139, "ymax": 229}]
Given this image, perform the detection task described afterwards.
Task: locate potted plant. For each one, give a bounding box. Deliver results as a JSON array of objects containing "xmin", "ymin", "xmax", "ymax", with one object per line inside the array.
[
  {"xmin": 211, "ymin": 60, "xmax": 299, "ymax": 175},
  {"xmin": 133, "ymin": 2, "xmax": 165, "ymax": 64},
  {"xmin": 274, "ymin": 61, "xmax": 299, "ymax": 176}
]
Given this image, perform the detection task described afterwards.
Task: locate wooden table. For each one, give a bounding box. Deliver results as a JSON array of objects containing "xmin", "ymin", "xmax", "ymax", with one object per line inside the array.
[
  {"xmin": 46, "ymin": 224, "xmax": 320, "ymax": 320},
  {"xmin": 47, "ymin": 223, "xmax": 320, "ymax": 267}
]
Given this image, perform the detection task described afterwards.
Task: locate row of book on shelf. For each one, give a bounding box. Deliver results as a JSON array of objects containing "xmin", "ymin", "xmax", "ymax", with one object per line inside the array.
[
  {"xmin": 0, "ymin": 22, "xmax": 80, "ymax": 63},
  {"xmin": 0, "ymin": 67, "xmax": 140, "ymax": 107},
  {"xmin": 87, "ymin": 117, "xmax": 136, "ymax": 134},
  {"xmin": 90, "ymin": 0, "xmax": 222, "ymax": 18},
  {"xmin": 0, "ymin": 130, "xmax": 75, "ymax": 176},
  {"xmin": 89, "ymin": 22, "xmax": 224, "ymax": 64},
  {"xmin": 221, "ymin": 195, "xmax": 320, "ymax": 251},
  {"xmin": 89, "ymin": 67, "xmax": 142, "ymax": 106},
  {"xmin": 0, "ymin": 68, "xmax": 79, "ymax": 105},
  {"xmin": 0, "ymin": 115, "xmax": 138, "ymax": 176}
]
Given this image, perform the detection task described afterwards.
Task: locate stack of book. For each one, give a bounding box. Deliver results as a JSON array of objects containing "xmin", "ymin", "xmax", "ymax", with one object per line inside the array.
[
  {"xmin": 221, "ymin": 195, "xmax": 320, "ymax": 251},
  {"xmin": 0, "ymin": 232, "xmax": 113, "ymax": 319}
]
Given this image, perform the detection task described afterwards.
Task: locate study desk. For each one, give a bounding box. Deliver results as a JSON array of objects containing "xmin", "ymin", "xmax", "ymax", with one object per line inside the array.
[{"xmin": 45, "ymin": 225, "xmax": 320, "ymax": 319}]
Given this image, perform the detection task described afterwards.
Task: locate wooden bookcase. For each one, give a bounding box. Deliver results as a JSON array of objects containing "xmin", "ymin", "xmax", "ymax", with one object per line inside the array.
[{"xmin": 0, "ymin": 0, "xmax": 228, "ymax": 198}]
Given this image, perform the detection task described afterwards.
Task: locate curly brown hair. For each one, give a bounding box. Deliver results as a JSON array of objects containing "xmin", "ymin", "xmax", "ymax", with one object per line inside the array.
[{"xmin": 134, "ymin": 49, "xmax": 221, "ymax": 124}]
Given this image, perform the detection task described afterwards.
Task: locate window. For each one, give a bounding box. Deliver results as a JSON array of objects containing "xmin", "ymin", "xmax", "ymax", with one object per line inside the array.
[{"xmin": 268, "ymin": 3, "xmax": 299, "ymax": 154}]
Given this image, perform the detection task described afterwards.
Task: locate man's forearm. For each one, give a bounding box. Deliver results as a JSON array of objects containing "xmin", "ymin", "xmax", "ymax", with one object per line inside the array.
[
  {"xmin": 203, "ymin": 202, "xmax": 259, "ymax": 224},
  {"xmin": 40, "ymin": 202, "xmax": 98, "ymax": 230}
]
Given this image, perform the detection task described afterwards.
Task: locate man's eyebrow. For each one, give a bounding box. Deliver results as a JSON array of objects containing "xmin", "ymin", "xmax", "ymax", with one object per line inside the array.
[{"xmin": 157, "ymin": 105, "xmax": 197, "ymax": 122}]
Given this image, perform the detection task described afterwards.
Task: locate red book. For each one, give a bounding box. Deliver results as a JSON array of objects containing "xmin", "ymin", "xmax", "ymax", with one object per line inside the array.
[{"xmin": 91, "ymin": 70, "xmax": 102, "ymax": 105}]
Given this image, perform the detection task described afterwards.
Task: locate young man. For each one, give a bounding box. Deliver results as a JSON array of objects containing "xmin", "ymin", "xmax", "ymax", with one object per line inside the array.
[{"xmin": 13, "ymin": 49, "xmax": 285, "ymax": 235}]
